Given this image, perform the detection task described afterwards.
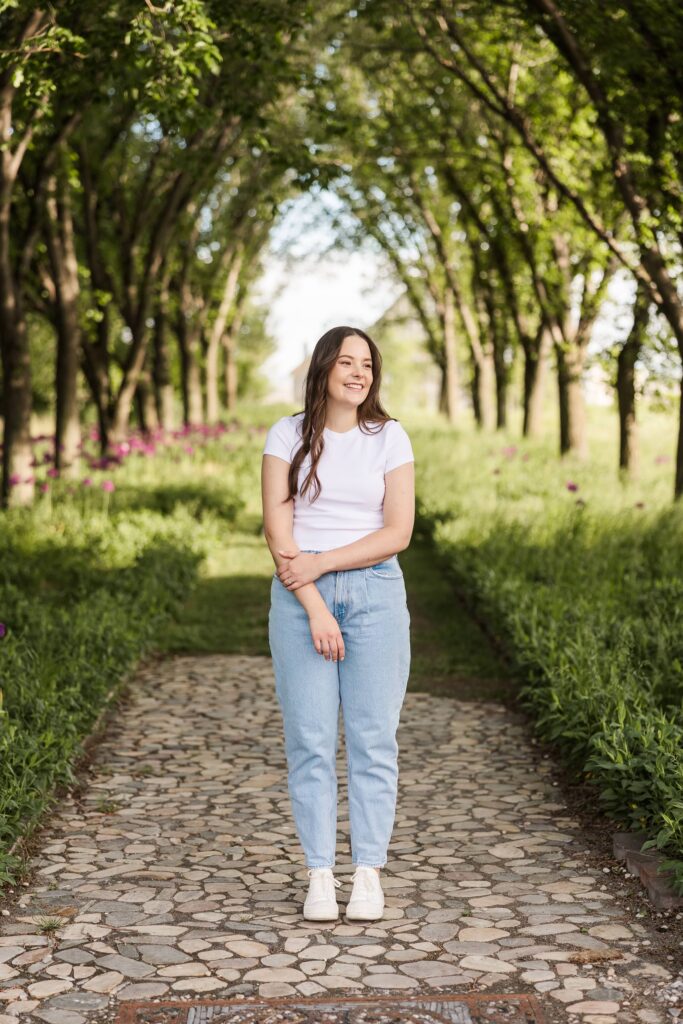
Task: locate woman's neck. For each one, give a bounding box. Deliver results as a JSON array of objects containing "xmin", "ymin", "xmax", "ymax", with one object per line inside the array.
[{"xmin": 323, "ymin": 404, "xmax": 360, "ymax": 434}]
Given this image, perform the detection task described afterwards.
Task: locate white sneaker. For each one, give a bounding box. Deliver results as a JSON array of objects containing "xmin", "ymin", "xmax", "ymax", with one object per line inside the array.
[
  {"xmin": 303, "ymin": 867, "xmax": 341, "ymax": 921},
  {"xmin": 345, "ymin": 866, "xmax": 385, "ymax": 921}
]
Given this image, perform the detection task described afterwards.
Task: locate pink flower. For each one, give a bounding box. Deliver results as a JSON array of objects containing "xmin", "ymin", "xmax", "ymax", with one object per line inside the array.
[
  {"xmin": 8, "ymin": 473, "xmax": 21, "ymax": 486},
  {"xmin": 82, "ymin": 477, "xmax": 92, "ymax": 487},
  {"xmin": 566, "ymin": 481, "xmax": 579, "ymax": 492},
  {"xmin": 0, "ymin": 623, "xmax": 6, "ymax": 639},
  {"xmin": 101, "ymin": 479, "xmax": 115, "ymax": 493},
  {"xmin": 39, "ymin": 482, "xmax": 50, "ymax": 493},
  {"xmin": 47, "ymin": 467, "xmax": 59, "ymax": 478}
]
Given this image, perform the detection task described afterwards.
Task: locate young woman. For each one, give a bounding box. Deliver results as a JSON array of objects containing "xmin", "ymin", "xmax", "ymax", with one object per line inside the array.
[{"xmin": 261, "ymin": 325, "xmax": 415, "ymax": 923}]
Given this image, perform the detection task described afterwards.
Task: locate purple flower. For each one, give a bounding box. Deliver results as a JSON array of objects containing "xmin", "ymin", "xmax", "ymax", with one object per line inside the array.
[
  {"xmin": 82, "ymin": 477, "xmax": 92, "ymax": 487},
  {"xmin": 0, "ymin": 623, "xmax": 6, "ymax": 639},
  {"xmin": 101, "ymin": 479, "xmax": 115, "ymax": 493},
  {"xmin": 39, "ymin": 482, "xmax": 50, "ymax": 493},
  {"xmin": 566, "ymin": 481, "xmax": 579, "ymax": 492},
  {"xmin": 46, "ymin": 467, "xmax": 59, "ymax": 478},
  {"xmin": 8, "ymin": 473, "xmax": 21, "ymax": 486}
]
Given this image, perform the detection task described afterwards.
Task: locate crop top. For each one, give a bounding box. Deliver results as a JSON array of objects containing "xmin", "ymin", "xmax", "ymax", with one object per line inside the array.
[{"xmin": 262, "ymin": 411, "xmax": 414, "ymax": 551}]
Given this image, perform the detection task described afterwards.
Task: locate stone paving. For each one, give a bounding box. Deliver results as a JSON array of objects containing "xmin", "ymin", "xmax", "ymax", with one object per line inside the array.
[{"xmin": 0, "ymin": 654, "xmax": 680, "ymax": 1024}]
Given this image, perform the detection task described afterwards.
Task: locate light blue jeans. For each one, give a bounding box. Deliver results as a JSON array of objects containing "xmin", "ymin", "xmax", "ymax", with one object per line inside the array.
[{"xmin": 268, "ymin": 550, "xmax": 411, "ymax": 869}]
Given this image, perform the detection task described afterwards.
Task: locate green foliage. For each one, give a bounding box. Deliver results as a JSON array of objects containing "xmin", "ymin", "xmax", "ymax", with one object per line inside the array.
[
  {"xmin": 0, "ymin": 445, "xmax": 249, "ymax": 884},
  {"xmin": 412, "ymin": 408, "xmax": 683, "ymax": 895}
]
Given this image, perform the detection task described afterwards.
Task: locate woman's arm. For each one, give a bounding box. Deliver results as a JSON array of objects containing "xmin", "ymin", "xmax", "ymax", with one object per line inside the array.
[
  {"xmin": 262, "ymin": 452, "xmax": 346, "ymax": 661},
  {"xmin": 261, "ymin": 453, "xmax": 328, "ymax": 616},
  {"xmin": 277, "ymin": 462, "xmax": 415, "ymax": 586}
]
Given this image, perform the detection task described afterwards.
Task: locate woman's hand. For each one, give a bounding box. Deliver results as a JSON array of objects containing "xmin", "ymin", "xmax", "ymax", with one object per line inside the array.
[
  {"xmin": 308, "ymin": 608, "xmax": 345, "ymax": 662},
  {"xmin": 276, "ymin": 549, "xmax": 323, "ymax": 590}
]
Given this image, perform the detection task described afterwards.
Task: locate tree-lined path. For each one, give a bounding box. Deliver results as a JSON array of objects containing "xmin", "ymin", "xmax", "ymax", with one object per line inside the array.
[
  {"xmin": 0, "ymin": 648, "xmax": 678, "ymax": 1024},
  {"xmin": 2, "ymin": 1, "xmax": 683, "ymax": 1022}
]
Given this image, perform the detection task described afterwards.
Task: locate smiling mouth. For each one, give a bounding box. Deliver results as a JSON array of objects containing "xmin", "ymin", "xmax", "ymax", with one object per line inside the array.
[{"xmin": 345, "ymin": 383, "xmax": 364, "ymax": 390}]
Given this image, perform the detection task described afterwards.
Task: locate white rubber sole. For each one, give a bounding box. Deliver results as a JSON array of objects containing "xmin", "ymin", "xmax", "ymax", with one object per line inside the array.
[
  {"xmin": 344, "ymin": 900, "xmax": 384, "ymax": 921},
  {"xmin": 303, "ymin": 902, "xmax": 339, "ymax": 921}
]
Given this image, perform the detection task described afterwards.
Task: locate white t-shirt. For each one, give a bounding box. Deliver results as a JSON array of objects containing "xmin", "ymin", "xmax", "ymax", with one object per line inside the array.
[{"xmin": 262, "ymin": 411, "xmax": 414, "ymax": 551}]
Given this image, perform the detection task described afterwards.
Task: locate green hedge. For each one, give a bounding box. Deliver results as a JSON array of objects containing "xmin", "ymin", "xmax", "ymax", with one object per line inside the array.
[
  {"xmin": 0, "ymin": 501, "xmax": 231, "ymax": 884},
  {"xmin": 413, "ymin": 421, "xmax": 683, "ymax": 896}
]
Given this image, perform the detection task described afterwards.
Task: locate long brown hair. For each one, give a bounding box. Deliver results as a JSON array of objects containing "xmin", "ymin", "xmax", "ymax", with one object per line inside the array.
[{"xmin": 286, "ymin": 325, "xmax": 395, "ymax": 504}]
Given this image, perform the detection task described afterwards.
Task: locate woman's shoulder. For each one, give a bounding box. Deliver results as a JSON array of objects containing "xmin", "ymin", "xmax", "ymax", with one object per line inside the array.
[
  {"xmin": 263, "ymin": 411, "xmax": 305, "ymax": 461},
  {"xmin": 365, "ymin": 417, "xmax": 410, "ymax": 438},
  {"xmin": 269, "ymin": 410, "xmax": 304, "ymax": 433}
]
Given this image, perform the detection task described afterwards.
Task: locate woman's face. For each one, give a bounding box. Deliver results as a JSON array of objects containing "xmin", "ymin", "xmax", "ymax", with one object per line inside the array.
[{"xmin": 327, "ymin": 335, "xmax": 373, "ymax": 406}]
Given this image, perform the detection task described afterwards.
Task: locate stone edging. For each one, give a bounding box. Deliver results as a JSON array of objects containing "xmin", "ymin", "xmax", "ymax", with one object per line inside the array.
[{"xmin": 612, "ymin": 833, "xmax": 683, "ymax": 911}]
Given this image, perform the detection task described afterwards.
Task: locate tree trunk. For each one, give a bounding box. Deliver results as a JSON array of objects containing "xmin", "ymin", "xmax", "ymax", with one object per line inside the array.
[
  {"xmin": 437, "ymin": 360, "xmax": 448, "ymax": 416},
  {"xmin": 206, "ymin": 244, "xmax": 243, "ymax": 423},
  {"xmin": 153, "ymin": 278, "xmax": 174, "ymax": 431},
  {"xmin": 134, "ymin": 347, "xmax": 159, "ymax": 435},
  {"xmin": 617, "ymin": 283, "xmax": 649, "ymax": 478},
  {"xmin": 556, "ymin": 343, "xmax": 588, "ymax": 458},
  {"xmin": 111, "ymin": 326, "xmax": 149, "ymax": 442},
  {"xmin": 177, "ymin": 312, "xmax": 204, "ymax": 426},
  {"xmin": 45, "ymin": 168, "xmax": 82, "ymax": 478},
  {"xmin": 205, "ymin": 338, "xmax": 220, "ymax": 423},
  {"xmin": 222, "ymin": 307, "xmax": 243, "ymax": 413},
  {"xmin": 442, "ymin": 287, "xmax": 459, "ymax": 424},
  {"xmin": 0, "ymin": 176, "xmax": 33, "ymax": 507},
  {"xmin": 78, "ymin": 145, "xmax": 115, "ymax": 455},
  {"xmin": 493, "ymin": 343, "xmax": 507, "ymax": 429},
  {"xmin": 522, "ymin": 325, "xmax": 552, "ymax": 437},
  {"xmin": 472, "ymin": 349, "xmax": 496, "ymax": 431},
  {"xmin": 677, "ymin": 377, "xmax": 683, "ymax": 502},
  {"xmin": 0, "ymin": 298, "xmax": 33, "ymax": 507}
]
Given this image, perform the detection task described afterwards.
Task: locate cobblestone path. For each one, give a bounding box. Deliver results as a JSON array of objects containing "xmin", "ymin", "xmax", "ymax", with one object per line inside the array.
[{"xmin": 0, "ymin": 654, "xmax": 680, "ymax": 1024}]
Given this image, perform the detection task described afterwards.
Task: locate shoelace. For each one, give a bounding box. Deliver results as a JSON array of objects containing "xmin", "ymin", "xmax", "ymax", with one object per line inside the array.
[{"xmin": 307, "ymin": 868, "xmax": 342, "ymax": 890}]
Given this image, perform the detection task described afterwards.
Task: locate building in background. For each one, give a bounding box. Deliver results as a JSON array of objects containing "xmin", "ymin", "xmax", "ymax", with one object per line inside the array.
[{"xmin": 290, "ymin": 292, "xmax": 444, "ymax": 415}]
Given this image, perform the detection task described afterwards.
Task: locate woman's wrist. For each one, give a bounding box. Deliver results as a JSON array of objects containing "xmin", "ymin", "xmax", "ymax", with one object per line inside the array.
[{"xmin": 315, "ymin": 550, "xmax": 334, "ymax": 575}]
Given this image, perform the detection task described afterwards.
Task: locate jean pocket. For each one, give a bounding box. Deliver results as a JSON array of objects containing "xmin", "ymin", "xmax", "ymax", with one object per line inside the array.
[{"xmin": 367, "ymin": 557, "xmax": 403, "ymax": 579}]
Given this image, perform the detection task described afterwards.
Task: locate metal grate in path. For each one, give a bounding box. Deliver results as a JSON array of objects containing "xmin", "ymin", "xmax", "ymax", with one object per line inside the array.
[{"xmin": 116, "ymin": 992, "xmax": 545, "ymax": 1024}]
